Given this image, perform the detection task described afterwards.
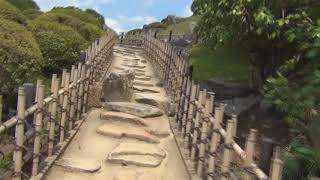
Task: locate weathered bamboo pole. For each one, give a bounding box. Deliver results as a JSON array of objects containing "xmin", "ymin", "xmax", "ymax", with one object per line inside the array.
[
  {"xmin": 184, "ymin": 83, "xmax": 197, "ymax": 148},
  {"xmin": 82, "ymin": 66, "xmax": 90, "ymax": 114},
  {"xmin": 59, "ymin": 73, "xmax": 70, "ymax": 142},
  {"xmin": 47, "ymin": 74, "xmax": 57, "ymax": 131},
  {"xmin": 221, "ymin": 117, "xmax": 236, "ymax": 180},
  {"xmin": 207, "ymin": 105, "xmax": 223, "ymax": 180},
  {"xmin": 69, "ymin": 69, "xmax": 78, "ymax": 130},
  {"xmin": 197, "ymin": 96, "xmax": 212, "ymax": 176},
  {"xmin": 32, "ymin": 83, "xmax": 44, "ymax": 176},
  {"xmin": 243, "ymin": 129, "xmax": 258, "ymax": 180},
  {"xmin": 181, "ymin": 79, "xmax": 191, "ymax": 137},
  {"xmin": 48, "ymin": 78, "xmax": 59, "ymax": 156},
  {"xmin": 77, "ymin": 65, "xmax": 86, "ymax": 120},
  {"xmin": 270, "ymin": 147, "xmax": 283, "ymax": 180},
  {"xmin": 191, "ymin": 91, "xmax": 204, "ymax": 161},
  {"xmin": 13, "ymin": 87, "xmax": 26, "ymax": 180},
  {"xmin": 0, "ymin": 95, "xmax": 2, "ymax": 124}
]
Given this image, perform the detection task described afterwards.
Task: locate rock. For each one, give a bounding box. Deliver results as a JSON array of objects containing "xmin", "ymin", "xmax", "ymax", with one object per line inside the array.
[
  {"xmin": 100, "ymin": 111, "xmax": 147, "ymax": 126},
  {"xmin": 97, "ymin": 123, "xmax": 160, "ymax": 143},
  {"xmin": 88, "ymin": 85, "xmax": 103, "ymax": 108},
  {"xmin": 155, "ymin": 80, "xmax": 164, "ymax": 87},
  {"xmin": 54, "ymin": 158, "xmax": 101, "ymax": 173},
  {"xmin": 107, "ymin": 142, "xmax": 166, "ymax": 167},
  {"xmin": 224, "ymin": 94, "xmax": 260, "ymax": 116},
  {"xmin": 141, "ymin": 60, "xmax": 147, "ymax": 64},
  {"xmin": 133, "ymin": 80, "xmax": 154, "ymax": 87},
  {"xmin": 134, "ymin": 72, "xmax": 146, "ymax": 76},
  {"xmin": 134, "ymin": 93, "xmax": 169, "ymax": 110},
  {"xmin": 104, "ymin": 102, "xmax": 163, "ymax": 118},
  {"xmin": 134, "ymin": 86, "xmax": 160, "ymax": 93},
  {"xmin": 102, "ymin": 70, "xmax": 135, "ymax": 102},
  {"xmin": 135, "ymin": 76, "xmax": 151, "ymax": 81}
]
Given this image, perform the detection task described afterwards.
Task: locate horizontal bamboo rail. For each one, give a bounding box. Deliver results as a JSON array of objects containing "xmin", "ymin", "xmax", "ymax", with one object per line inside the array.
[
  {"xmin": 122, "ymin": 34, "xmax": 284, "ymax": 180},
  {"xmin": 0, "ymin": 28, "xmax": 117, "ymax": 179}
]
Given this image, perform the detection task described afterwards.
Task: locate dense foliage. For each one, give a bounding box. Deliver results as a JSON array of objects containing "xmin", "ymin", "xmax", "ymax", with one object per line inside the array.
[
  {"xmin": 29, "ymin": 19, "xmax": 87, "ymax": 75},
  {"xmin": 0, "ymin": 0, "xmax": 106, "ymax": 116},
  {"xmin": 143, "ymin": 22, "xmax": 167, "ymax": 30},
  {"xmin": 127, "ymin": 28, "xmax": 142, "ymax": 35},
  {"xmin": 6, "ymin": 0, "xmax": 39, "ymax": 10},
  {"xmin": 85, "ymin": 9, "xmax": 105, "ymax": 28},
  {"xmin": 36, "ymin": 12, "xmax": 103, "ymax": 42},
  {"xmin": 0, "ymin": 17, "xmax": 43, "ymax": 105},
  {"xmin": 192, "ymin": 0, "xmax": 320, "ymax": 178},
  {"xmin": 0, "ymin": 0, "xmax": 27, "ymax": 25},
  {"xmin": 51, "ymin": 7, "xmax": 102, "ymax": 28}
]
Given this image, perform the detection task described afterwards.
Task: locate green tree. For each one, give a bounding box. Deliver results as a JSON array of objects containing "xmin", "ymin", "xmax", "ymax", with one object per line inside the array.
[
  {"xmin": 36, "ymin": 12, "xmax": 103, "ymax": 42},
  {"xmin": 29, "ymin": 19, "xmax": 87, "ymax": 75},
  {"xmin": 0, "ymin": 0, "xmax": 27, "ymax": 25},
  {"xmin": 6, "ymin": 0, "xmax": 39, "ymax": 10},
  {"xmin": 51, "ymin": 7, "xmax": 102, "ymax": 28},
  {"xmin": 0, "ymin": 17, "xmax": 43, "ymax": 106},
  {"xmin": 85, "ymin": 9, "xmax": 105, "ymax": 28}
]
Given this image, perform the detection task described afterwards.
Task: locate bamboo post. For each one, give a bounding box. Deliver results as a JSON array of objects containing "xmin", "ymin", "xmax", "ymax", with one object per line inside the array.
[
  {"xmin": 207, "ymin": 105, "xmax": 223, "ymax": 180},
  {"xmin": 13, "ymin": 87, "xmax": 26, "ymax": 180},
  {"xmin": 82, "ymin": 66, "xmax": 90, "ymax": 114},
  {"xmin": 197, "ymin": 96, "xmax": 212, "ymax": 176},
  {"xmin": 221, "ymin": 117, "xmax": 236, "ymax": 180},
  {"xmin": 77, "ymin": 65, "xmax": 86, "ymax": 120},
  {"xmin": 32, "ymin": 83, "xmax": 44, "ymax": 176},
  {"xmin": 69, "ymin": 69, "xmax": 78, "ymax": 130},
  {"xmin": 48, "ymin": 78, "xmax": 59, "ymax": 156},
  {"xmin": 59, "ymin": 73, "xmax": 70, "ymax": 142},
  {"xmin": 184, "ymin": 83, "xmax": 196, "ymax": 148},
  {"xmin": 243, "ymin": 129, "xmax": 257, "ymax": 180},
  {"xmin": 182, "ymin": 79, "xmax": 191, "ymax": 137},
  {"xmin": 270, "ymin": 147, "xmax": 283, "ymax": 180},
  {"xmin": 0, "ymin": 95, "xmax": 2, "ymax": 124},
  {"xmin": 191, "ymin": 90, "xmax": 204, "ymax": 161},
  {"xmin": 47, "ymin": 74, "xmax": 57, "ymax": 131}
]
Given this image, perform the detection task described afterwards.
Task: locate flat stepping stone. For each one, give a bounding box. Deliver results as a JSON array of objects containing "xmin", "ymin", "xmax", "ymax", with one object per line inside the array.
[
  {"xmin": 134, "ymin": 76, "xmax": 151, "ymax": 81},
  {"xmin": 97, "ymin": 123, "xmax": 160, "ymax": 143},
  {"xmin": 107, "ymin": 142, "xmax": 166, "ymax": 168},
  {"xmin": 134, "ymin": 72, "xmax": 146, "ymax": 76},
  {"xmin": 134, "ymin": 92, "xmax": 169, "ymax": 110},
  {"xmin": 104, "ymin": 102, "xmax": 163, "ymax": 118},
  {"xmin": 109, "ymin": 142, "xmax": 166, "ymax": 158},
  {"xmin": 134, "ymin": 86, "xmax": 160, "ymax": 93},
  {"xmin": 133, "ymin": 80, "xmax": 154, "ymax": 87},
  {"xmin": 100, "ymin": 111, "xmax": 147, "ymax": 126},
  {"xmin": 123, "ymin": 64, "xmax": 146, "ymax": 69},
  {"xmin": 54, "ymin": 158, "xmax": 101, "ymax": 173}
]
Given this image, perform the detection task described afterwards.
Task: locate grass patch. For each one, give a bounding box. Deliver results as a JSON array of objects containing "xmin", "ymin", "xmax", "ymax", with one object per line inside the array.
[
  {"xmin": 190, "ymin": 45, "xmax": 251, "ymax": 83},
  {"xmin": 161, "ymin": 16, "xmax": 199, "ymax": 34}
]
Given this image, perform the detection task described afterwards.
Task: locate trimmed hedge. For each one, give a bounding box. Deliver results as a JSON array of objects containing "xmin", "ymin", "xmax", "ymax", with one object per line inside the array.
[
  {"xmin": 6, "ymin": 0, "xmax": 39, "ymax": 10},
  {"xmin": 0, "ymin": 0, "xmax": 27, "ymax": 25},
  {"xmin": 51, "ymin": 7, "xmax": 102, "ymax": 28},
  {"xmin": 0, "ymin": 17, "xmax": 43, "ymax": 103},
  {"xmin": 36, "ymin": 12, "xmax": 103, "ymax": 42},
  {"xmin": 29, "ymin": 19, "xmax": 87, "ymax": 75}
]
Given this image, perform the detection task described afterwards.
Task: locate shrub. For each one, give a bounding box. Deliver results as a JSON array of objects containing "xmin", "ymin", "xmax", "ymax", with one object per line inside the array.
[
  {"xmin": 0, "ymin": 17, "xmax": 43, "ymax": 105},
  {"xmin": 85, "ymin": 9, "xmax": 105, "ymax": 28},
  {"xmin": 22, "ymin": 9, "xmax": 42, "ymax": 19},
  {"xmin": 51, "ymin": 7, "xmax": 102, "ymax": 28},
  {"xmin": 143, "ymin": 22, "xmax": 167, "ymax": 30},
  {"xmin": 6, "ymin": 0, "xmax": 39, "ymax": 10},
  {"xmin": 36, "ymin": 12, "xmax": 103, "ymax": 42},
  {"xmin": 29, "ymin": 19, "xmax": 87, "ymax": 75},
  {"xmin": 127, "ymin": 28, "xmax": 142, "ymax": 35},
  {"xmin": 0, "ymin": 0, "xmax": 27, "ymax": 25}
]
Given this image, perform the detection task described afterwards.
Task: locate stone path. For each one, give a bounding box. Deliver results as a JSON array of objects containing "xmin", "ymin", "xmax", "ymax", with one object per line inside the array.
[{"xmin": 44, "ymin": 45, "xmax": 190, "ymax": 180}]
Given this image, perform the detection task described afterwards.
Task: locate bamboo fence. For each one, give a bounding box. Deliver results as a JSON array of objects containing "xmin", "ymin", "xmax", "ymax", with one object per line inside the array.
[
  {"xmin": 0, "ymin": 29, "xmax": 117, "ymax": 179},
  {"xmin": 122, "ymin": 34, "xmax": 284, "ymax": 180}
]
